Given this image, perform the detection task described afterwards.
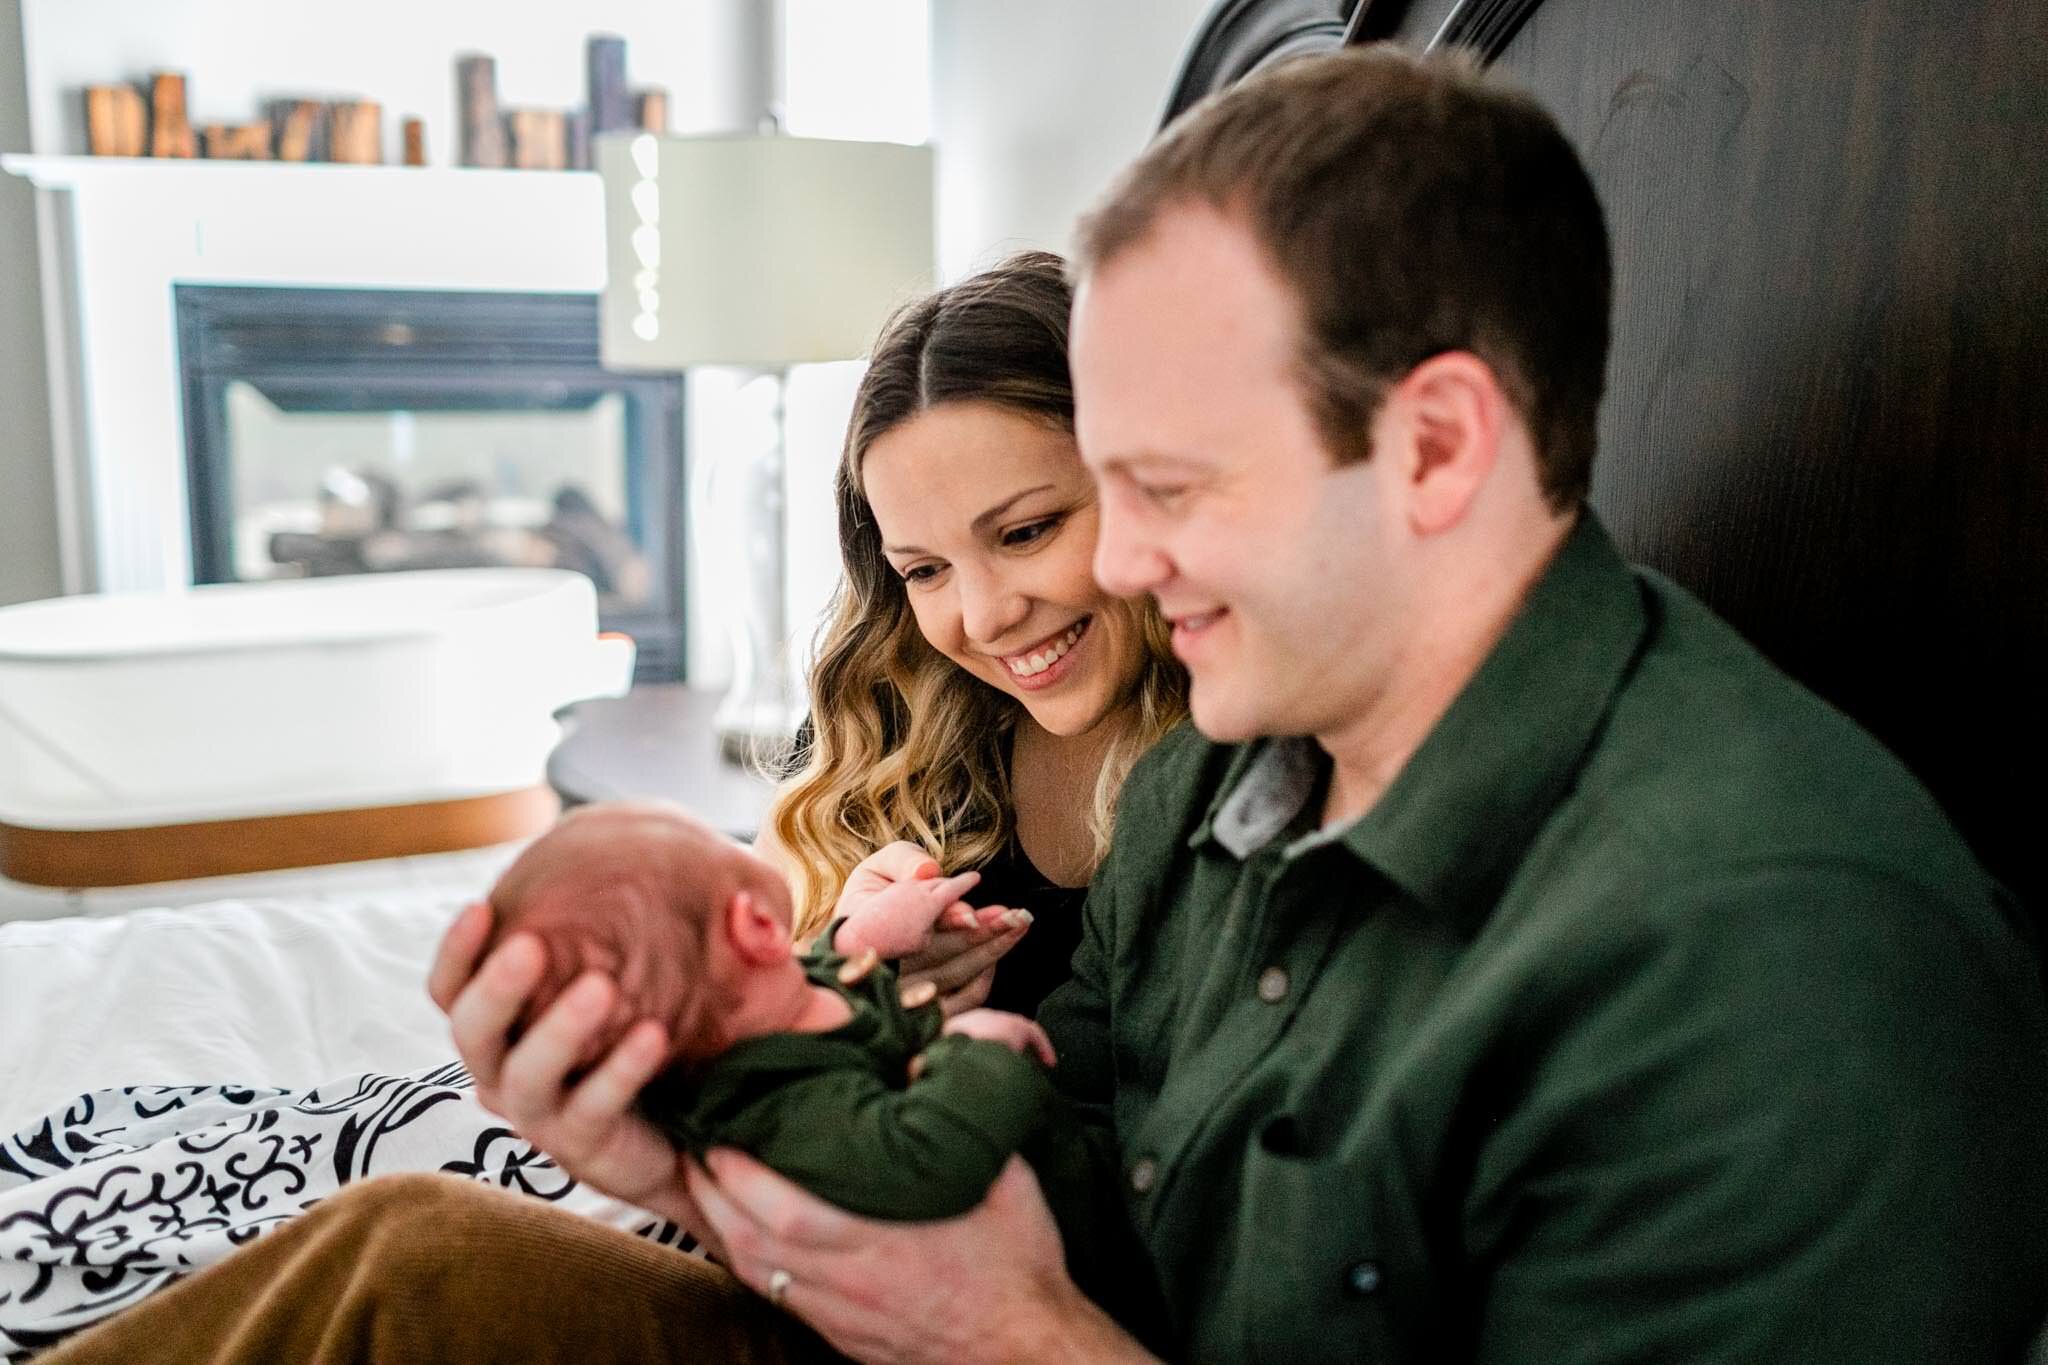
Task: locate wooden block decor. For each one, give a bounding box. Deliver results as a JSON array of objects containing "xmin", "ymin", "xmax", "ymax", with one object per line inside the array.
[
  {"xmin": 402, "ymin": 116, "xmax": 427, "ymax": 166},
  {"xmin": 636, "ymin": 88, "xmax": 669, "ymax": 134},
  {"xmin": 457, "ymin": 55, "xmax": 507, "ymax": 168},
  {"xmin": 271, "ymin": 99, "xmax": 325, "ymax": 162},
  {"xmin": 566, "ymin": 108, "xmax": 592, "ymax": 171},
  {"xmin": 586, "ymin": 34, "xmax": 633, "ymax": 134},
  {"xmin": 507, "ymin": 109, "xmax": 568, "ymax": 170},
  {"xmin": 202, "ymin": 121, "xmax": 273, "ymax": 160},
  {"xmin": 84, "ymin": 84, "xmax": 147, "ymax": 156},
  {"xmin": 328, "ymin": 100, "xmax": 382, "ymax": 164},
  {"xmin": 148, "ymin": 72, "xmax": 197, "ymax": 158}
]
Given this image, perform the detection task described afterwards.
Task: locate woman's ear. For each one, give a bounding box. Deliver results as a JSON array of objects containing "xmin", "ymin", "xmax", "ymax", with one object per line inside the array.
[{"xmin": 723, "ymin": 890, "xmax": 791, "ymax": 965}]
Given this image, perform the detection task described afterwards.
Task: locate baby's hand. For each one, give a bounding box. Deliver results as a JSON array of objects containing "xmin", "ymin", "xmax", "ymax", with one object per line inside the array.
[
  {"xmin": 834, "ymin": 869, "xmax": 993, "ymax": 959},
  {"xmin": 941, "ymin": 1008, "xmax": 1057, "ymax": 1068}
]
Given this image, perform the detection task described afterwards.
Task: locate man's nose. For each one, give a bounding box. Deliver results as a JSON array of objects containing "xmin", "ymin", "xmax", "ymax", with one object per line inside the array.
[{"xmin": 1093, "ymin": 498, "xmax": 1171, "ymax": 598}]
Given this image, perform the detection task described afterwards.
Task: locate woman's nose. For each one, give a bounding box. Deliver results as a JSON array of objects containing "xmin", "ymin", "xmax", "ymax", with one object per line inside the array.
[{"xmin": 957, "ymin": 567, "xmax": 1028, "ymax": 647}]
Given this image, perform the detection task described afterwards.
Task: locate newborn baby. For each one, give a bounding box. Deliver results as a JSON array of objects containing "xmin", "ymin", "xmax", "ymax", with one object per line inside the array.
[{"xmin": 480, "ymin": 801, "xmax": 1062, "ymax": 1220}]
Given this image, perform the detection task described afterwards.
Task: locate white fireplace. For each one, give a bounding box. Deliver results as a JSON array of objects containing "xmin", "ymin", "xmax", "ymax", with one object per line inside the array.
[
  {"xmin": 4, "ymin": 155, "xmax": 608, "ymax": 593},
  {"xmin": 0, "ymin": 154, "xmax": 834, "ymax": 685}
]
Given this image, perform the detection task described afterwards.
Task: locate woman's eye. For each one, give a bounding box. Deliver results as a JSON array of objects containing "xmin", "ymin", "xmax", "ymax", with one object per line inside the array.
[
  {"xmin": 1139, "ymin": 483, "xmax": 1188, "ymax": 508},
  {"xmin": 899, "ymin": 563, "xmax": 942, "ymax": 585},
  {"xmin": 1002, "ymin": 517, "xmax": 1061, "ymax": 548}
]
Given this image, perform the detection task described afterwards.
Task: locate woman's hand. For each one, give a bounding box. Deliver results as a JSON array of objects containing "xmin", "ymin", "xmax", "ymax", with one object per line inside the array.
[
  {"xmin": 834, "ymin": 842, "xmax": 1031, "ymax": 1016},
  {"xmin": 687, "ymin": 1152, "xmax": 1153, "ymax": 1364},
  {"xmin": 426, "ymin": 902, "xmax": 710, "ymax": 1239}
]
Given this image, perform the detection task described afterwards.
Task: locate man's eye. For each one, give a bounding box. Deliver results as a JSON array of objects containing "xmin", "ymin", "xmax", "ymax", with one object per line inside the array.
[
  {"xmin": 1002, "ymin": 517, "xmax": 1061, "ymax": 548},
  {"xmin": 1138, "ymin": 483, "xmax": 1188, "ymax": 507}
]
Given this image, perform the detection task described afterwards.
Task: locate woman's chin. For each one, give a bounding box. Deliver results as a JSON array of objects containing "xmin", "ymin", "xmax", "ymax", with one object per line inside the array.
[{"xmin": 1015, "ymin": 685, "xmax": 1116, "ymax": 739}]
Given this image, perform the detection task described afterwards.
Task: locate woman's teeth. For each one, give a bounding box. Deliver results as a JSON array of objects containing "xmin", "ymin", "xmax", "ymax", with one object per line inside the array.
[{"xmin": 1006, "ymin": 620, "xmax": 1087, "ymax": 677}]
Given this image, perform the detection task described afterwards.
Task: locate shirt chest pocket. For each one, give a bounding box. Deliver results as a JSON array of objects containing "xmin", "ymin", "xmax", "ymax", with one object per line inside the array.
[{"xmin": 1214, "ymin": 1138, "xmax": 1398, "ymax": 1364}]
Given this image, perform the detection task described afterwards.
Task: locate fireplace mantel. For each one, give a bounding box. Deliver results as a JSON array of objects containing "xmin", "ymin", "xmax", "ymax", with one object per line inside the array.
[{"xmin": 2, "ymin": 155, "xmax": 607, "ymax": 597}]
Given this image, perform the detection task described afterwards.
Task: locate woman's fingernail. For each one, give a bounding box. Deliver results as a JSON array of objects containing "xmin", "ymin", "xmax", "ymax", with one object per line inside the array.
[{"xmin": 1005, "ymin": 909, "xmax": 1034, "ymax": 929}]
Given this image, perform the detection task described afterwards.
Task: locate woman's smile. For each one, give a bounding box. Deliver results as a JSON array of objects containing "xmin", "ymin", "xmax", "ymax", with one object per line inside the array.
[{"xmin": 995, "ymin": 614, "xmax": 1092, "ymax": 691}]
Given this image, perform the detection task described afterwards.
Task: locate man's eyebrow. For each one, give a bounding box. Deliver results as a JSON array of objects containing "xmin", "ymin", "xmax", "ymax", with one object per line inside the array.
[{"xmin": 1095, "ymin": 450, "xmax": 1199, "ymax": 474}]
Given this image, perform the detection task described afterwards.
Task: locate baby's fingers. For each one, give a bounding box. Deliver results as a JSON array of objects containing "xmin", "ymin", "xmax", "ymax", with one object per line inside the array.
[
  {"xmin": 427, "ymin": 901, "xmax": 494, "ymax": 1012},
  {"xmin": 1021, "ymin": 1020, "xmax": 1058, "ymax": 1068},
  {"xmin": 922, "ymin": 870, "xmax": 981, "ymax": 907}
]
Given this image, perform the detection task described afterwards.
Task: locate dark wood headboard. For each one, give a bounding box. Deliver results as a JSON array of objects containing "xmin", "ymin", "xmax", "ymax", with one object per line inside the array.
[{"xmin": 1165, "ymin": 0, "xmax": 2048, "ymax": 914}]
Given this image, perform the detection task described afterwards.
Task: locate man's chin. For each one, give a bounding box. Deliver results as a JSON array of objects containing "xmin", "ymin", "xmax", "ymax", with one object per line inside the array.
[{"xmin": 1187, "ymin": 681, "xmax": 1268, "ymax": 745}]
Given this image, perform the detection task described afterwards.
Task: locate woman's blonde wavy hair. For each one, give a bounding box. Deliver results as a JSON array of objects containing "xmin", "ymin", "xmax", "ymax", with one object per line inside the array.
[{"xmin": 769, "ymin": 250, "xmax": 1188, "ymax": 937}]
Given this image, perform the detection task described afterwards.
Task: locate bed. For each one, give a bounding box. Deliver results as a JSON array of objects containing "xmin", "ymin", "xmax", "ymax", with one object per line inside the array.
[{"xmin": 0, "ymin": 857, "xmax": 687, "ymax": 1359}]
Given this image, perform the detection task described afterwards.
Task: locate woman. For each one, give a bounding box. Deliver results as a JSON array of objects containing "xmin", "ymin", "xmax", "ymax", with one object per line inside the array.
[
  {"xmin": 768, "ymin": 245, "xmax": 1185, "ymax": 1015},
  {"xmin": 32, "ymin": 251, "xmax": 1185, "ymax": 1364}
]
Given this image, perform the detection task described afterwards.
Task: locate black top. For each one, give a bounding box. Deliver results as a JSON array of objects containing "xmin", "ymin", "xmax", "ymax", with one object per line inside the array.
[{"xmin": 967, "ymin": 838, "xmax": 1089, "ymax": 1019}]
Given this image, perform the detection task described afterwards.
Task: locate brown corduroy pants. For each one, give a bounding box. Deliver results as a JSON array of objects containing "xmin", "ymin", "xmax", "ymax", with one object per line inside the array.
[{"xmin": 36, "ymin": 1173, "xmax": 845, "ymax": 1365}]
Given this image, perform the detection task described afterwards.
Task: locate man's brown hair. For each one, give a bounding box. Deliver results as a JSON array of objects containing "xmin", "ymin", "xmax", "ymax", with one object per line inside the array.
[{"xmin": 1075, "ymin": 44, "xmax": 1611, "ymax": 508}]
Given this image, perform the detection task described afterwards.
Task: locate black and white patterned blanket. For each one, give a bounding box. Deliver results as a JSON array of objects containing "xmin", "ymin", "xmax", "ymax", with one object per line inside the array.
[{"xmin": 0, "ymin": 1062, "xmax": 689, "ymax": 1360}]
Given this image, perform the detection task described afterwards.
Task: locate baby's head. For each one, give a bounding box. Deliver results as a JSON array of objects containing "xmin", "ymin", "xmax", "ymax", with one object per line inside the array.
[{"xmin": 483, "ymin": 801, "xmax": 795, "ymax": 1069}]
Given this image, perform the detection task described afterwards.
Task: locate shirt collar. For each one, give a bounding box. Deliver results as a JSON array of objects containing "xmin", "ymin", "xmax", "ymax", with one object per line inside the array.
[{"xmin": 1190, "ymin": 513, "xmax": 1648, "ymax": 935}]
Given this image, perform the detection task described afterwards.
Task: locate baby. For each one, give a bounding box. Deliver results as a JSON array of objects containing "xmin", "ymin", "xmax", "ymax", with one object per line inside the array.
[{"xmin": 479, "ymin": 800, "xmax": 1060, "ymax": 1221}]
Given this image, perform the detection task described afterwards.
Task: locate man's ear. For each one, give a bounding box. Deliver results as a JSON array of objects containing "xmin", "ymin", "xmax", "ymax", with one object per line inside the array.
[
  {"xmin": 723, "ymin": 890, "xmax": 790, "ymax": 965},
  {"xmin": 1386, "ymin": 350, "xmax": 1506, "ymax": 536}
]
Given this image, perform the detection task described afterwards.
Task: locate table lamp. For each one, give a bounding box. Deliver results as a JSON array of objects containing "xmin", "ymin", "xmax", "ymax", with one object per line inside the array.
[{"xmin": 597, "ymin": 131, "xmax": 935, "ymax": 761}]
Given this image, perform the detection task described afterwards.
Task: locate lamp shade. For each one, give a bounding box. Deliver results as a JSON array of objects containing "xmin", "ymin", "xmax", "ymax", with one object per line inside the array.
[{"xmin": 597, "ymin": 133, "xmax": 935, "ymax": 370}]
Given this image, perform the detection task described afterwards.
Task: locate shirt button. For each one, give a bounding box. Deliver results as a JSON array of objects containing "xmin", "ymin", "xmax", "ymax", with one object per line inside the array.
[
  {"xmin": 1257, "ymin": 965, "xmax": 1289, "ymax": 1003},
  {"xmin": 1345, "ymin": 1261, "xmax": 1382, "ymax": 1296},
  {"xmin": 1128, "ymin": 1157, "xmax": 1158, "ymax": 1195}
]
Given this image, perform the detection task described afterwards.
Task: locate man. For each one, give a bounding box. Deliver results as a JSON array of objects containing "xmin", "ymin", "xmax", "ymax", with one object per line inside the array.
[{"xmin": 688, "ymin": 44, "xmax": 2048, "ymax": 1362}]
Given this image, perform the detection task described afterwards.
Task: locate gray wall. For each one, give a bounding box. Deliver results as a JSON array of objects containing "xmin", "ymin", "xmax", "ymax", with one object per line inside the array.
[
  {"xmin": 0, "ymin": 0, "xmax": 61, "ymax": 606},
  {"xmin": 930, "ymin": 0, "xmax": 1211, "ymax": 280}
]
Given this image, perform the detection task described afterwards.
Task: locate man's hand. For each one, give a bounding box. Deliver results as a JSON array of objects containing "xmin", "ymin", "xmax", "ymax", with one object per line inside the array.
[
  {"xmin": 426, "ymin": 901, "xmax": 711, "ymax": 1240},
  {"xmin": 687, "ymin": 1151, "xmax": 1154, "ymax": 1365}
]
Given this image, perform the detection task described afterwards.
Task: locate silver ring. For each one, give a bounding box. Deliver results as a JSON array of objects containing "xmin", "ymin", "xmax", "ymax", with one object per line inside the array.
[{"xmin": 767, "ymin": 1267, "xmax": 794, "ymax": 1306}]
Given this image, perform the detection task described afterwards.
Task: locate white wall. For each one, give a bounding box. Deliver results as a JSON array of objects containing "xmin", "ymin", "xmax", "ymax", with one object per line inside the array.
[
  {"xmin": 4, "ymin": 0, "xmax": 1214, "ymax": 652},
  {"xmin": 930, "ymin": 0, "xmax": 1211, "ymax": 281},
  {"xmin": 0, "ymin": 0, "xmax": 61, "ymax": 607}
]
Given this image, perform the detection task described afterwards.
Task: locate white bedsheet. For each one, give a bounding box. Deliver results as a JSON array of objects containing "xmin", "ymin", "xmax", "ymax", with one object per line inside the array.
[
  {"xmin": 0, "ymin": 874, "xmax": 701, "ymax": 1358},
  {"xmin": 0, "ymin": 887, "xmax": 470, "ymax": 1136}
]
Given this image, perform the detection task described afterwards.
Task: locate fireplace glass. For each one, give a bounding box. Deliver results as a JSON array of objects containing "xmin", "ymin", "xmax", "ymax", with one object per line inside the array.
[{"xmin": 176, "ymin": 286, "xmax": 687, "ymax": 678}]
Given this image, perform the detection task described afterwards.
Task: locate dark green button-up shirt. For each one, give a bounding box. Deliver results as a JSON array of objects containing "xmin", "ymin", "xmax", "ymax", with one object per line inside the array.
[{"xmin": 1038, "ymin": 514, "xmax": 2048, "ymax": 1362}]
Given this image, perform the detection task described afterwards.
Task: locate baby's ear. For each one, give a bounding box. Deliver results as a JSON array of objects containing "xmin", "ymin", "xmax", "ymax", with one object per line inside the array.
[{"xmin": 724, "ymin": 890, "xmax": 791, "ymax": 964}]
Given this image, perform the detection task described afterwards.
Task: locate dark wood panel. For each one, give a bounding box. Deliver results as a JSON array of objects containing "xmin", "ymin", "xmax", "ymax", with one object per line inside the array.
[{"xmin": 1373, "ymin": 0, "xmax": 2047, "ymax": 909}]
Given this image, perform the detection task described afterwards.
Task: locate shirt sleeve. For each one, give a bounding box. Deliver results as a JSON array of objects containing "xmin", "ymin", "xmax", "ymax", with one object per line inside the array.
[
  {"xmin": 1470, "ymin": 862, "xmax": 2048, "ymax": 1363},
  {"xmin": 1033, "ymin": 838, "xmax": 1177, "ymax": 1349},
  {"xmin": 728, "ymin": 1035, "xmax": 1051, "ymax": 1222},
  {"xmin": 1035, "ymin": 871, "xmax": 1117, "ymax": 1123}
]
